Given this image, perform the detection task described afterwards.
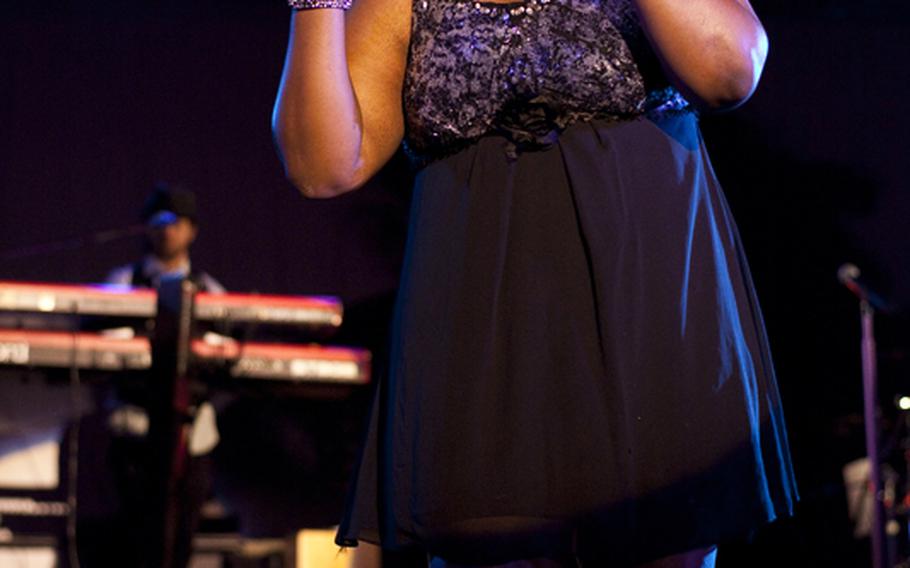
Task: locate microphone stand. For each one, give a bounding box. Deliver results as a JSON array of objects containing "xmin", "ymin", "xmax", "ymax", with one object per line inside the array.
[
  {"xmin": 859, "ymin": 297, "xmax": 887, "ymax": 568},
  {"xmin": 837, "ymin": 263, "xmax": 894, "ymax": 568},
  {"xmin": 840, "ymin": 263, "xmax": 892, "ymax": 568}
]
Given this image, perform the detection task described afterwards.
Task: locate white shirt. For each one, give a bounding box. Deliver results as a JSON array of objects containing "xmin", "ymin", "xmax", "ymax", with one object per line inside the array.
[{"xmin": 105, "ymin": 255, "xmax": 225, "ymax": 293}]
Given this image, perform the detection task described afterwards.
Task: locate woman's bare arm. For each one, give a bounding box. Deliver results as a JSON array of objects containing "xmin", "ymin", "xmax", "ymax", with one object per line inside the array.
[
  {"xmin": 633, "ymin": 0, "xmax": 769, "ymax": 110},
  {"xmin": 272, "ymin": 0, "xmax": 410, "ymax": 198}
]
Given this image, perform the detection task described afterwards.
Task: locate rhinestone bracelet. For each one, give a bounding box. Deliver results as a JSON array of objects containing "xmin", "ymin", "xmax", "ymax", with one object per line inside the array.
[{"xmin": 288, "ymin": 0, "xmax": 352, "ymax": 9}]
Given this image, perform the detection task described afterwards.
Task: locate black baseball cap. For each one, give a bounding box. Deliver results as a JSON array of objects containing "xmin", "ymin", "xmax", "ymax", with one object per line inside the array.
[{"xmin": 141, "ymin": 183, "xmax": 198, "ymax": 225}]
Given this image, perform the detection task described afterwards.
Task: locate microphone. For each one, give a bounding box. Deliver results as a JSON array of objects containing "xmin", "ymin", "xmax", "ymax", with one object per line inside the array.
[
  {"xmin": 0, "ymin": 224, "xmax": 146, "ymax": 262},
  {"xmin": 838, "ymin": 263, "xmax": 890, "ymax": 311}
]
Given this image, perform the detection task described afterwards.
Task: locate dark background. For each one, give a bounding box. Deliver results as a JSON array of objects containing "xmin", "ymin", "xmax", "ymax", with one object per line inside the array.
[{"xmin": 2, "ymin": 1, "xmax": 909, "ymax": 566}]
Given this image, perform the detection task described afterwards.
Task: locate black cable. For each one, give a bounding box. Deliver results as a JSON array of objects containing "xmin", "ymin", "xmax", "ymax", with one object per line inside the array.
[{"xmin": 65, "ymin": 307, "xmax": 82, "ymax": 568}]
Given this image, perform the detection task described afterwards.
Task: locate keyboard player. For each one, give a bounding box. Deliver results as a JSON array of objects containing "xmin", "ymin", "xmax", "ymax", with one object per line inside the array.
[{"xmin": 106, "ymin": 182, "xmax": 224, "ymax": 294}]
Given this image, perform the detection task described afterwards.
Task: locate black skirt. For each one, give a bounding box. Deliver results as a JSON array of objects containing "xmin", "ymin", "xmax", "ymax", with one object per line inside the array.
[{"xmin": 338, "ymin": 111, "xmax": 798, "ymax": 566}]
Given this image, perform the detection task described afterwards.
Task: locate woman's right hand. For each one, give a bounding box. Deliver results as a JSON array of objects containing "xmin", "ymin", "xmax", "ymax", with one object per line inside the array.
[{"xmin": 272, "ymin": 0, "xmax": 411, "ymax": 198}]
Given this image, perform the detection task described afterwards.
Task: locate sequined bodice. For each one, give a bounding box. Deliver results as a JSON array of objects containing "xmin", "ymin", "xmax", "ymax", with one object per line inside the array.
[{"xmin": 403, "ymin": 0, "xmax": 686, "ymax": 162}]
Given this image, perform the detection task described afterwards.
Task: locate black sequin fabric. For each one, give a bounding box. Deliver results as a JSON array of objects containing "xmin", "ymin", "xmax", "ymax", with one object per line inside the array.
[{"xmin": 402, "ymin": 0, "xmax": 688, "ymax": 162}]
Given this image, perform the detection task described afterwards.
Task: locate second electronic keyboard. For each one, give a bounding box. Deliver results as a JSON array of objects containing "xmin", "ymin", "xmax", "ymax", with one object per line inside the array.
[{"xmin": 0, "ymin": 329, "xmax": 369, "ymax": 385}]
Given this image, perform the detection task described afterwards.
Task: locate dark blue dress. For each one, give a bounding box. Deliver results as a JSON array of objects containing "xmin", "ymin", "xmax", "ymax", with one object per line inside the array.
[{"xmin": 338, "ymin": 0, "xmax": 797, "ymax": 564}]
